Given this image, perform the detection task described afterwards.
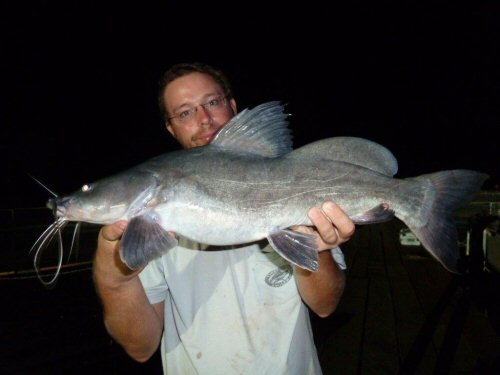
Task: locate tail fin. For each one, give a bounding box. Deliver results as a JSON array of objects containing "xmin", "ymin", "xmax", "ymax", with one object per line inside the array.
[{"xmin": 401, "ymin": 170, "xmax": 488, "ymax": 273}]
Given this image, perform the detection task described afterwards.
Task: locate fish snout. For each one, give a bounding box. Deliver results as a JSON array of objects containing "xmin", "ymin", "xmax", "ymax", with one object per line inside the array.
[
  {"xmin": 46, "ymin": 198, "xmax": 62, "ymax": 217},
  {"xmin": 47, "ymin": 197, "xmax": 75, "ymax": 218},
  {"xmin": 46, "ymin": 198, "xmax": 55, "ymax": 211}
]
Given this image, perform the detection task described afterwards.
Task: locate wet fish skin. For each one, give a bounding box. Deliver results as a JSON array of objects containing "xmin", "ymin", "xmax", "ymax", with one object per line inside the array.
[{"xmin": 42, "ymin": 102, "xmax": 488, "ymax": 275}]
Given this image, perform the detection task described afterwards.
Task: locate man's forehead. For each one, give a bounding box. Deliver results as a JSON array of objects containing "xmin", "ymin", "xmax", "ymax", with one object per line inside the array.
[{"xmin": 165, "ymin": 73, "xmax": 222, "ymax": 109}]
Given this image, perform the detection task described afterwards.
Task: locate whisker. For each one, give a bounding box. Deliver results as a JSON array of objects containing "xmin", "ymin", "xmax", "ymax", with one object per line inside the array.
[
  {"xmin": 27, "ymin": 173, "xmax": 58, "ymax": 198},
  {"xmin": 33, "ymin": 219, "xmax": 67, "ymax": 287},
  {"xmin": 67, "ymin": 222, "xmax": 81, "ymax": 263},
  {"xmin": 37, "ymin": 227, "xmax": 64, "ymax": 288},
  {"xmin": 29, "ymin": 220, "xmax": 62, "ymax": 255},
  {"xmin": 33, "ymin": 220, "xmax": 65, "ymax": 266}
]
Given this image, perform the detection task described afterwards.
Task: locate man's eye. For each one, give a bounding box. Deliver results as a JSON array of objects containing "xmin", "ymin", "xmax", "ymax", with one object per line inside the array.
[
  {"xmin": 205, "ymin": 98, "xmax": 220, "ymax": 108},
  {"xmin": 179, "ymin": 109, "xmax": 192, "ymax": 118}
]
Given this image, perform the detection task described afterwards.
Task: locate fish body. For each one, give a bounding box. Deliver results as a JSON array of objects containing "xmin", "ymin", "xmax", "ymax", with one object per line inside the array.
[{"xmin": 39, "ymin": 102, "xmax": 488, "ymax": 278}]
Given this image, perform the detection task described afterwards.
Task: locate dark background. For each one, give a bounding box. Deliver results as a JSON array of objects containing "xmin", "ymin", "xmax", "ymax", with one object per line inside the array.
[
  {"xmin": 1, "ymin": 1, "xmax": 499, "ymax": 209},
  {"xmin": 1, "ymin": 2, "xmax": 500, "ymax": 374}
]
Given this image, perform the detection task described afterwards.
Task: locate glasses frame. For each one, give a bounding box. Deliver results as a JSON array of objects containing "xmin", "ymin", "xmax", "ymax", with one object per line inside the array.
[{"xmin": 167, "ymin": 95, "xmax": 229, "ymax": 124}]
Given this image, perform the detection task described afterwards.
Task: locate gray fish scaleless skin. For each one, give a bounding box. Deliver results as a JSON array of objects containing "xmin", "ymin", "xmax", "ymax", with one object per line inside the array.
[{"xmin": 37, "ymin": 102, "xmax": 488, "ymax": 281}]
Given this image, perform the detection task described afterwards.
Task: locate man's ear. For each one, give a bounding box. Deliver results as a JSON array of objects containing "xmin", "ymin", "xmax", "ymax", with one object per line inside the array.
[
  {"xmin": 229, "ymin": 98, "xmax": 237, "ymax": 115},
  {"xmin": 165, "ymin": 122, "xmax": 176, "ymax": 138}
]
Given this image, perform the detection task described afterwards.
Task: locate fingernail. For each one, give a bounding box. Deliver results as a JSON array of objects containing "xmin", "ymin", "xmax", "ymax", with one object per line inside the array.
[
  {"xmin": 323, "ymin": 201, "xmax": 336, "ymax": 211},
  {"xmin": 308, "ymin": 207, "xmax": 322, "ymax": 220}
]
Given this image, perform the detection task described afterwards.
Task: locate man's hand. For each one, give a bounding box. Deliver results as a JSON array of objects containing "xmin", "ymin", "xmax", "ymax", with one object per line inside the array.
[
  {"xmin": 292, "ymin": 201, "xmax": 355, "ymax": 251},
  {"xmin": 100, "ymin": 220, "xmax": 128, "ymax": 243},
  {"xmin": 292, "ymin": 201, "xmax": 352, "ymax": 316},
  {"xmin": 94, "ymin": 220, "xmax": 141, "ymax": 288},
  {"xmin": 93, "ymin": 220, "xmax": 164, "ymax": 361}
]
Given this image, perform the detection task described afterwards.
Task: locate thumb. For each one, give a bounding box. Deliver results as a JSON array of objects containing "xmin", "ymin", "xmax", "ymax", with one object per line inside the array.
[{"xmin": 100, "ymin": 220, "xmax": 128, "ymax": 242}]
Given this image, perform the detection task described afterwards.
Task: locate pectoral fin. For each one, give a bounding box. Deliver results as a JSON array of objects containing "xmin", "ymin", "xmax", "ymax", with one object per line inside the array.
[
  {"xmin": 267, "ymin": 227, "xmax": 319, "ymax": 272},
  {"xmin": 120, "ymin": 212, "xmax": 178, "ymax": 270},
  {"xmin": 351, "ymin": 203, "xmax": 395, "ymax": 224}
]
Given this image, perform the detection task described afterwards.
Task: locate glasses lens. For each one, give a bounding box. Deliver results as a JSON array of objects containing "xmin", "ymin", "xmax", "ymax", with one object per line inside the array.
[{"xmin": 171, "ymin": 95, "xmax": 227, "ymax": 124}]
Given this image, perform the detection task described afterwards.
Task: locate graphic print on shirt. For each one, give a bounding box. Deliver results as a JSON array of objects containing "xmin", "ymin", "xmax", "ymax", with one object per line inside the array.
[{"xmin": 264, "ymin": 264, "xmax": 293, "ymax": 287}]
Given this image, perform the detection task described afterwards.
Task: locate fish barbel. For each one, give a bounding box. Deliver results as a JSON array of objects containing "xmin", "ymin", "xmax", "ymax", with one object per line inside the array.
[{"xmin": 33, "ymin": 102, "xmax": 488, "ymax": 285}]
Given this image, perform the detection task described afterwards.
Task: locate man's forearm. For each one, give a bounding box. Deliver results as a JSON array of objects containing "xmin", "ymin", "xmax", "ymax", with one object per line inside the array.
[
  {"xmin": 94, "ymin": 270, "xmax": 163, "ymax": 362},
  {"xmin": 294, "ymin": 251, "xmax": 345, "ymax": 317},
  {"xmin": 93, "ymin": 224, "xmax": 163, "ymax": 362}
]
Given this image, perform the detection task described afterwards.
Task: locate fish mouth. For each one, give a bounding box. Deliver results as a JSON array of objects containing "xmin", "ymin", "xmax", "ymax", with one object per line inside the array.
[
  {"xmin": 46, "ymin": 198, "xmax": 68, "ymax": 218},
  {"xmin": 46, "ymin": 198, "xmax": 55, "ymax": 211},
  {"xmin": 46, "ymin": 198, "xmax": 59, "ymax": 217}
]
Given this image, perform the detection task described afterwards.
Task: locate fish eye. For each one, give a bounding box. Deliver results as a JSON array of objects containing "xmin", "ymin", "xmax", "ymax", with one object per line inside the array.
[{"xmin": 81, "ymin": 184, "xmax": 92, "ymax": 192}]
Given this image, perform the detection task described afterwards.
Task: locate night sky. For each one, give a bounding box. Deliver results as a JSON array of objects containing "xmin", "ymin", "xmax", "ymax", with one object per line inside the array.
[{"xmin": 1, "ymin": 2, "xmax": 499, "ymax": 209}]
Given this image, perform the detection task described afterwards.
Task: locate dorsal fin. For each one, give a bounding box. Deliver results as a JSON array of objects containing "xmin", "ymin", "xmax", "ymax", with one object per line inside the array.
[
  {"xmin": 210, "ymin": 101, "xmax": 293, "ymax": 158},
  {"xmin": 290, "ymin": 137, "xmax": 398, "ymax": 176}
]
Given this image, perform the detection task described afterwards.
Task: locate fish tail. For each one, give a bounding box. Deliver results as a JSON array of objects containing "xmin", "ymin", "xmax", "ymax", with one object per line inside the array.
[{"xmin": 397, "ymin": 170, "xmax": 488, "ymax": 273}]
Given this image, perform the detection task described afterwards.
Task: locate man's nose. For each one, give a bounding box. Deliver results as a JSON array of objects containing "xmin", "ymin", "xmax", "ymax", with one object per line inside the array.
[{"xmin": 196, "ymin": 105, "xmax": 212, "ymax": 125}]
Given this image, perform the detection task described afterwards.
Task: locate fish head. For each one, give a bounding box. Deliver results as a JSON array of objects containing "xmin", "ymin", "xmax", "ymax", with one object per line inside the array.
[{"xmin": 47, "ymin": 172, "xmax": 158, "ymax": 224}]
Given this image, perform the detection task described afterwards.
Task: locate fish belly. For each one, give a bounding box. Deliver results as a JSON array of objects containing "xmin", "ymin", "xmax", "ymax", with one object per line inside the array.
[{"xmin": 154, "ymin": 166, "xmax": 400, "ymax": 246}]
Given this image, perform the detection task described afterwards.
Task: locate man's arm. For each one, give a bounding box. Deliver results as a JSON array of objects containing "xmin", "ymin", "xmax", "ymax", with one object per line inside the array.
[
  {"xmin": 293, "ymin": 201, "xmax": 354, "ymax": 317},
  {"xmin": 93, "ymin": 221, "xmax": 164, "ymax": 362}
]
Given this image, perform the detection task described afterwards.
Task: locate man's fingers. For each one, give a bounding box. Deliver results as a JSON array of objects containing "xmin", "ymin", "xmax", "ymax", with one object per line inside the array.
[
  {"xmin": 308, "ymin": 201, "xmax": 355, "ymax": 246},
  {"xmin": 321, "ymin": 202, "xmax": 355, "ymax": 240},
  {"xmin": 308, "ymin": 206, "xmax": 338, "ymax": 245}
]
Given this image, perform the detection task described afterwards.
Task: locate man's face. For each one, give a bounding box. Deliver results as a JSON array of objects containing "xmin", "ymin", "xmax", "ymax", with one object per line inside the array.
[{"xmin": 163, "ymin": 72, "xmax": 237, "ymax": 149}]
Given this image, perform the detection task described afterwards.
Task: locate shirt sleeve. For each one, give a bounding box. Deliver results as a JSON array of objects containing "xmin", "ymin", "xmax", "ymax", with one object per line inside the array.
[
  {"xmin": 330, "ymin": 246, "xmax": 347, "ymax": 270},
  {"xmin": 138, "ymin": 257, "xmax": 169, "ymax": 304}
]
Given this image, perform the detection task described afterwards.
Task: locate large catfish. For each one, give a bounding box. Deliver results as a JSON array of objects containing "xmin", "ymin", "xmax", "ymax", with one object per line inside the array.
[{"xmin": 33, "ymin": 102, "xmax": 488, "ymax": 285}]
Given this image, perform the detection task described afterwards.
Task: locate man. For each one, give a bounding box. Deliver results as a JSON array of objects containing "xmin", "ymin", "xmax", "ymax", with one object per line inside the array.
[{"xmin": 93, "ymin": 63, "xmax": 355, "ymax": 374}]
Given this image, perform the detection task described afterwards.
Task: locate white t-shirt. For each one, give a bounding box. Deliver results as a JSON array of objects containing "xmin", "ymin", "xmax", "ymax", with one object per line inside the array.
[{"xmin": 139, "ymin": 238, "xmax": 345, "ymax": 375}]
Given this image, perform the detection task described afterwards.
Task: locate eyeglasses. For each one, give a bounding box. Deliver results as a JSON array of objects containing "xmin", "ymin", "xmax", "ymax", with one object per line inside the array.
[{"xmin": 168, "ymin": 95, "xmax": 229, "ymax": 124}]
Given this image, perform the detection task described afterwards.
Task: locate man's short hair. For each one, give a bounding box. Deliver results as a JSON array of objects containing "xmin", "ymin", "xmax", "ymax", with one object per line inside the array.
[{"xmin": 158, "ymin": 62, "xmax": 233, "ymax": 122}]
